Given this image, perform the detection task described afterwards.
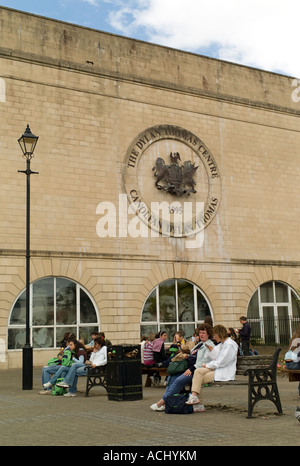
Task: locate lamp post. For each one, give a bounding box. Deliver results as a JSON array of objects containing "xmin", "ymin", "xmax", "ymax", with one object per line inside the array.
[{"xmin": 18, "ymin": 124, "xmax": 39, "ymax": 390}]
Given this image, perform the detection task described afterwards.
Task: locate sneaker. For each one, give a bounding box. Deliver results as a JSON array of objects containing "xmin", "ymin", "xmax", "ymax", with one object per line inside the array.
[
  {"xmin": 193, "ymin": 404, "xmax": 206, "ymax": 412},
  {"xmin": 63, "ymin": 392, "xmax": 76, "ymax": 397},
  {"xmin": 56, "ymin": 381, "xmax": 70, "ymax": 388},
  {"xmin": 186, "ymin": 394, "xmax": 200, "ymax": 405},
  {"xmin": 39, "ymin": 390, "xmax": 52, "ymax": 395},
  {"xmin": 150, "ymin": 403, "xmax": 165, "ymax": 411},
  {"xmin": 43, "ymin": 381, "xmax": 53, "ymax": 389}
]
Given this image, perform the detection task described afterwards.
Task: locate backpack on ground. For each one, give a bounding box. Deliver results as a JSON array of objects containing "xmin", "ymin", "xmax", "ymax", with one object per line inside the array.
[
  {"xmin": 165, "ymin": 393, "xmax": 194, "ymax": 414},
  {"xmin": 52, "ymin": 378, "xmax": 68, "ymax": 396}
]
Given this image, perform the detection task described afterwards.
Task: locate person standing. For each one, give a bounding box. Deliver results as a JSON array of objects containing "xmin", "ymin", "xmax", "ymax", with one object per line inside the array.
[{"xmin": 238, "ymin": 316, "xmax": 251, "ymax": 356}]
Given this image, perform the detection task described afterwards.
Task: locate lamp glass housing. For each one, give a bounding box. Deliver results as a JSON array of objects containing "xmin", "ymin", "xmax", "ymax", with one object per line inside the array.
[{"xmin": 18, "ymin": 124, "xmax": 38, "ymax": 159}]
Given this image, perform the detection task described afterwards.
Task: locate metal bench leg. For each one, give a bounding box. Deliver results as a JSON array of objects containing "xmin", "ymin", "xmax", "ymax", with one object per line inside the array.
[{"xmin": 247, "ymin": 380, "xmax": 283, "ymax": 418}]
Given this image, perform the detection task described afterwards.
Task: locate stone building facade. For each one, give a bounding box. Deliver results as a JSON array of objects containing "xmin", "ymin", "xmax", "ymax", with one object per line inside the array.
[{"xmin": 0, "ymin": 6, "xmax": 299, "ymax": 368}]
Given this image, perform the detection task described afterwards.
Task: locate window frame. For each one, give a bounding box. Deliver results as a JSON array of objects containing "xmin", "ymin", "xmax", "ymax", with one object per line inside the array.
[
  {"xmin": 140, "ymin": 279, "xmax": 213, "ymax": 342},
  {"xmin": 7, "ymin": 277, "xmax": 99, "ymax": 350},
  {"xmin": 247, "ymin": 280, "xmax": 300, "ymax": 345}
]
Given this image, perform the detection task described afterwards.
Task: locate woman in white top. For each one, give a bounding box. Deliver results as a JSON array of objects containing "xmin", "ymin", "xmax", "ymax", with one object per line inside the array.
[
  {"xmin": 186, "ymin": 324, "xmax": 238, "ymax": 411},
  {"xmin": 88, "ymin": 337, "xmax": 107, "ymax": 368}
]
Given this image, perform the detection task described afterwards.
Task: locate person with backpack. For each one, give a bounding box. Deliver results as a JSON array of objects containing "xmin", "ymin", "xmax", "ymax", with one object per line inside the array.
[
  {"xmin": 39, "ymin": 335, "xmax": 75, "ymax": 394},
  {"xmin": 42, "ymin": 339, "xmax": 86, "ymax": 391},
  {"xmin": 57, "ymin": 336, "xmax": 106, "ymax": 397}
]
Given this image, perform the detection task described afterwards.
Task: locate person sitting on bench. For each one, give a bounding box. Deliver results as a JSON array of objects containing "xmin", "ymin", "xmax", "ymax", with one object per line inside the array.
[{"xmin": 186, "ymin": 324, "xmax": 238, "ymax": 411}]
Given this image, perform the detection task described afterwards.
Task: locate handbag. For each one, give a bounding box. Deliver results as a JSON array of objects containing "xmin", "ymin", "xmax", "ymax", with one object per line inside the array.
[
  {"xmin": 284, "ymin": 348, "xmax": 298, "ymax": 362},
  {"xmin": 165, "ymin": 393, "xmax": 194, "ymax": 414},
  {"xmin": 167, "ymin": 358, "xmax": 189, "ymax": 375}
]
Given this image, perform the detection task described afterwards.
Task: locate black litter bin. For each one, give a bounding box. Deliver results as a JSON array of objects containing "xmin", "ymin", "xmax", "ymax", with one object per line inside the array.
[{"xmin": 106, "ymin": 344, "xmax": 143, "ymax": 401}]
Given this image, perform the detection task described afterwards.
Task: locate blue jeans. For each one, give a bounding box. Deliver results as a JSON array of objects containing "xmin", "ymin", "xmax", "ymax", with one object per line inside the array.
[
  {"xmin": 48, "ymin": 365, "xmax": 71, "ymax": 386},
  {"xmin": 42, "ymin": 365, "xmax": 62, "ymax": 390},
  {"xmin": 163, "ymin": 372, "xmax": 193, "ymax": 402},
  {"xmin": 63, "ymin": 363, "xmax": 87, "ymax": 394}
]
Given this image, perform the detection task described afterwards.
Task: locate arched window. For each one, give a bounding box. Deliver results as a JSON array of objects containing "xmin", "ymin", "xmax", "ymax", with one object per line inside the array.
[
  {"xmin": 140, "ymin": 279, "xmax": 212, "ymax": 342},
  {"xmin": 8, "ymin": 277, "xmax": 99, "ymax": 349},
  {"xmin": 247, "ymin": 280, "xmax": 300, "ymax": 345}
]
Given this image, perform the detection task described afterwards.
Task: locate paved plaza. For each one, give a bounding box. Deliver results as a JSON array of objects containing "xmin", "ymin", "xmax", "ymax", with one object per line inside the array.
[{"xmin": 0, "ymin": 367, "xmax": 299, "ymax": 447}]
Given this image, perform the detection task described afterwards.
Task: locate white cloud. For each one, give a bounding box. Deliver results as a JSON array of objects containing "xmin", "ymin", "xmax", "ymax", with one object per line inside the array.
[
  {"xmin": 106, "ymin": 0, "xmax": 300, "ymax": 76},
  {"xmin": 81, "ymin": 0, "xmax": 99, "ymax": 5}
]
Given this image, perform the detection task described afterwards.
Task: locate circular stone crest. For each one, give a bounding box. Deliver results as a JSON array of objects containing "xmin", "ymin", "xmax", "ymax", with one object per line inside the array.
[{"xmin": 123, "ymin": 124, "xmax": 221, "ymax": 237}]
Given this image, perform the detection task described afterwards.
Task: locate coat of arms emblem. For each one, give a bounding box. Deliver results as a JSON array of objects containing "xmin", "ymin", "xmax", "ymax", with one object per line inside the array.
[{"xmin": 152, "ymin": 152, "xmax": 198, "ymax": 196}]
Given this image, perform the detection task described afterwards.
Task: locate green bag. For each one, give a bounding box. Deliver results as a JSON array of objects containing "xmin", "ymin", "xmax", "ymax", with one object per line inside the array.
[
  {"xmin": 61, "ymin": 349, "xmax": 74, "ymax": 367},
  {"xmin": 167, "ymin": 358, "xmax": 189, "ymax": 375},
  {"xmin": 47, "ymin": 357, "xmax": 61, "ymax": 366},
  {"xmin": 52, "ymin": 378, "xmax": 68, "ymax": 396}
]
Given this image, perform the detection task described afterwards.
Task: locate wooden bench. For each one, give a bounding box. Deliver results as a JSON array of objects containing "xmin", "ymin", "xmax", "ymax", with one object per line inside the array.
[
  {"xmin": 142, "ymin": 366, "xmax": 168, "ymax": 387},
  {"xmin": 86, "ymin": 364, "xmax": 167, "ymax": 392},
  {"xmin": 211, "ymin": 349, "xmax": 282, "ymax": 418},
  {"xmin": 142, "ymin": 351, "xmax": 283, "ymax": 418},
  {"xmin": 282, "ymin": 368, "xmax": 300, "ymax": 382}
]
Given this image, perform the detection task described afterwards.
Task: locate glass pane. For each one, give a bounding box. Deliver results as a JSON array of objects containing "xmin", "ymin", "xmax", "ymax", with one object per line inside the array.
[
  {"xmin": 8, "ymin": 328, "xmax": 25, "ymax": 349},
  {"xmin": 56, "ymin": 278, "xmax": 76, "ymax": 325},
  {"xmin": 179, "ymin": 323, "xmax": 195, "ymax": 341},
  {"xmin": 32, "ymin": 278, "xmax": 54, "ymax": 325},
  {"xmin": 140, "ymin": 324, "xmax": 158, "ymax": 339},
  {"xmin": 248, "ymin": 290, "xmax": 259, "ymax": 319},
  {"xmin": 80, "ymin": 289, "xmax": 97, "ymax": 323},
  {"xmin": 275, "ymin": 282, "xmax": 288, "ymax": 303},
  {"xmin": 162, "ymin": 324, "xmax": 177, "ymax": 343},
  {"xmin": 197, "ymin": 290, "xmax": 210, "ymax": 321},
  {"xmin": 262, "ymin": 306, "xmax": 275, "ymax": 344},
  {"xmin": 32, "ymin": 327, "xmax": 54, "ymax": 348},
  {"xmin": 291, "ymin": 292, "xmax": 300, "ymax": 317},
  {"xmin": 79, "ymin": 326, "xmax": 99, "ymax": 345},
  {"xmin": 142, "ymin": 289, "xmax": 157, "ymax": 322},
  {"xmin": 55, "ymin": 327, "xmax": 77, "ymax": 348},
  {"xmin": 10, "ymin": 291, "xmax": 26, "ymax": 325},
  {"xmin": 260, "ymin": 282, "xmax": 274, "ymax": 303},
  {"xmin": 159, "ymin": 280, "xmax": 176, "ymax": 322},
  {"xmin": 177, "ymin": 280, "xmax": 195, "ymax": 322}
]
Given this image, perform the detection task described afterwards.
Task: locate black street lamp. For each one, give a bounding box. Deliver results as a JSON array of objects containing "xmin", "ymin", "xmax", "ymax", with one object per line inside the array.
[{"xmin": 18, "ymin": 124, "xmax": 39, "ymax": 390}]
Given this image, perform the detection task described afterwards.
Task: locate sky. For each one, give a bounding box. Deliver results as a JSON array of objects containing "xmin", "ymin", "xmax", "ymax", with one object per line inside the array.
[{"xmin": 0, "ymin": 0, "xmax": 299, "ymax": 77}]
